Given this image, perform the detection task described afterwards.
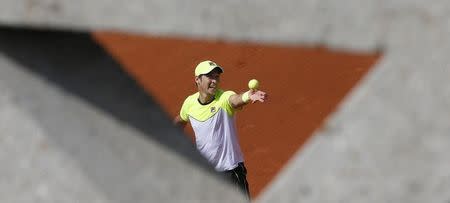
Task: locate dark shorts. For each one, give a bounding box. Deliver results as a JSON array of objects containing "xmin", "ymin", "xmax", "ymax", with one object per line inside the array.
[{"xmin": 221, "ymin": 162, "xmax": 251, "ymax": 200}]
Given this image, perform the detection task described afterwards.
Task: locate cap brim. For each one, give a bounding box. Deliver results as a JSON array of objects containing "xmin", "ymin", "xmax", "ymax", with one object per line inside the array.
[{"xmin": 213, "ymin": 66, "xmax": 224, "ymax": 74}]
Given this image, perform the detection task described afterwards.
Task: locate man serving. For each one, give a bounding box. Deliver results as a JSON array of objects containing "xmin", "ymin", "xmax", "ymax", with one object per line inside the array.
[{"xmin": 174, "ymin": 60, "xmax": 267, "ymax": 199}]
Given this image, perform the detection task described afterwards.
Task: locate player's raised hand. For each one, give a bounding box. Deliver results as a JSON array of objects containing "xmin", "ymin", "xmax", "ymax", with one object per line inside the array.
[
  {"xmin": 247, "ymin": 79, "xmax": 267, "ymax": 103},
  {"xmin": 249, "ymin": 90, "xmax": 267, "ymax": 103}
]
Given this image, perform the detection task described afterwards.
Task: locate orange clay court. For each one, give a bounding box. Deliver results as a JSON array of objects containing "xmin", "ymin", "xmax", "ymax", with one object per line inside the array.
[{"xmin": 93, "ymin": 32, "xmax": 380, "ymax": 198}]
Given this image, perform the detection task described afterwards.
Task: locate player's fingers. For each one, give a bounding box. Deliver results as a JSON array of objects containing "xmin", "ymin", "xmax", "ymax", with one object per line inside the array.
[
  {"xmin": 260, "ymin": 92, "xmax": 267, "ymax": 99},
  {"xmin": 258, "ymin": 94, "xmax": 265, "ymax": 102},
  {"xmin": 261, "ymin": 92, "xmax": 267, "ymax": 98}
]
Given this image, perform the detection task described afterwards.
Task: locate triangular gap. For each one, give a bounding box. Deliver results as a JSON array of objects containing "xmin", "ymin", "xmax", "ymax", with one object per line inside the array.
[{"xmin": 93, "ymin": 31, "xmax": 380, "ymax": 198}]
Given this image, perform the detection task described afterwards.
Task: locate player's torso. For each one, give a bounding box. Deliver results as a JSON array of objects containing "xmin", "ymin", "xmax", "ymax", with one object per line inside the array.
[
  {"xmin": 186, "ymin": 91, "xmax": 233, "ymax": 137},
  {"xmin": 182, "ymin": 90, "xmax": 244, "ymax": 170}
]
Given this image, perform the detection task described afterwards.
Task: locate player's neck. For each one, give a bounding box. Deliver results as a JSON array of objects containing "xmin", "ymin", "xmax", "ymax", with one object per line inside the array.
[{"xmin": 198, "ymin": 91, "xmax": 215, "ymax": 104}]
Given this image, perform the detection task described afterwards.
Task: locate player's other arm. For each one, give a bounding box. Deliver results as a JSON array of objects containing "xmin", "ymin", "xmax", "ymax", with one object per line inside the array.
[
  {"xmin": 173, "ymin": 115, "xmax": 187, "ymax": 128},
  {"xmin": 229, "ymin": 90, "xmax": 268, "ymax": 109}
]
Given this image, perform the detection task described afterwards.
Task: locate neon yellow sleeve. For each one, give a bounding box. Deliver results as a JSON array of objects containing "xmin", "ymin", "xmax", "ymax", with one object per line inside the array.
[
  {"xmin": 179, "ymin": 97, "xmax": 191, "ymax": 122},
  {"xmin": 221, "ymin": 90, "xmax": 238, "ymax": 116}
]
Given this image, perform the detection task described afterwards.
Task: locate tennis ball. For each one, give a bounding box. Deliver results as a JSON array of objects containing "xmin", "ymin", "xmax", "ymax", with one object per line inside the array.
[{"xmin": 248, "ymin": 79, "xmax": 259, "ymax": 90}]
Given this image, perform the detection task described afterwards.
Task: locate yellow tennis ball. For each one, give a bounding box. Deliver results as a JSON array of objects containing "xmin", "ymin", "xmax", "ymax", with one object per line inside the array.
[{"xmin": 248, "ymin": 79, "xmax": 259, "ymax": 89}]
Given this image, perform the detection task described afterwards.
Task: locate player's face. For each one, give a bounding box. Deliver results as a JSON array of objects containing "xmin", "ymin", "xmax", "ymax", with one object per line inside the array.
[{"xmin": 197, "ymin": 69, "xmax": 221, "ymax": 95}]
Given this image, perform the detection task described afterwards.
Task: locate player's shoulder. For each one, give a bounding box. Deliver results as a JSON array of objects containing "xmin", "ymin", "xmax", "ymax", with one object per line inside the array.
[
  {"xmin": 182, "ymin": 92, "xmax": 199, "ymax": 105},
  {"xmin": 215, "ymin": 89, "xmax": 237, "ymax": 103},
  {"xmin": 216, "ymin": 89, "xmax": 236, "ymax": 97}
]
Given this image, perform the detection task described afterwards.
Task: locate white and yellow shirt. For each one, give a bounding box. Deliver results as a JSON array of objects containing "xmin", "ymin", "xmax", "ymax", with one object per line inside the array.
[{"xmin": 180, "ymin": 89, "xmax": 244, "ymax": 171}]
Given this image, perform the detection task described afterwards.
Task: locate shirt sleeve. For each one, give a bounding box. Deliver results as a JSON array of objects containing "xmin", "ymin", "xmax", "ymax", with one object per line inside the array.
[
  {"xmin": 179, "ymin": 97, "xmax": 190, "ymax": 122},
  {"xmin": 221, "ymin": 90, "xmax": 238, "ymax": 116}
]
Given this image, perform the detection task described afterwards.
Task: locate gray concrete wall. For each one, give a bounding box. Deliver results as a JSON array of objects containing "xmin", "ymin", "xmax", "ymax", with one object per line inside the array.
[
  {"xmin": 2, "ymin": 0, "xmax": 447, "ymax": 52},
  {"xmin": 0, "ymin": 0, "xmax": 448, "ymax": 51},
  {"xmin": 0, "ymin": 79, "xmax": 108, "ymax": 203}
]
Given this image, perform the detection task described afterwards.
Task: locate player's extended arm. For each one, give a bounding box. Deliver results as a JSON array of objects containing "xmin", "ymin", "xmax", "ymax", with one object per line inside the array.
[
  {"xmin": 173, "ymin": 115, "xmax": 187, "ymax": 128},
  {"xmin": 229, "ymin": 90, "xmax": 268, "ymax": 109}
]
